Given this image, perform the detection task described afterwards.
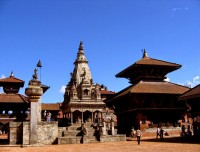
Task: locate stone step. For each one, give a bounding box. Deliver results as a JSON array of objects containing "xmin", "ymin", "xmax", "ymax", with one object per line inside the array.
[{"xmin": 58, "ymin": 136, "xmax": 90, "ymax": 144}]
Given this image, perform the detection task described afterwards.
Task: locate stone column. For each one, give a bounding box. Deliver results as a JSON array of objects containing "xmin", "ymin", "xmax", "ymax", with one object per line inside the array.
[
  {"xmin": 25, "ymin": 78, "xmax": 43, "ymax": 145},
  {"xmin": 102, "ymin": 121, "xmax": 107, "ymax": 135},
  {"xmin": 81, "ymin": 111, "xmax": 84, "ymax": 123},
  {"xmin": 71, "ymin": 112, "xmax": 73, "ymax": 124},
  {"xmin": 111, "ymin": 121, "xmax": 115, "ymax": 135}
]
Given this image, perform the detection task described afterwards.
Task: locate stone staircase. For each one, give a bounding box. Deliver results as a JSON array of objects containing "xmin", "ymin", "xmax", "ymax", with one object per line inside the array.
[
  {"xmin": 58, "ymin": 122, "xmax": 126, "ymax": 144},
  {"xmin": 58, "ymin": 122, "xmax": 98, "ymax": 144}
]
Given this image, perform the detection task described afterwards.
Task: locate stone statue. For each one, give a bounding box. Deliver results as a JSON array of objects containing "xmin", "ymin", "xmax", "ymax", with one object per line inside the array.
[{"xmin": 32, "ymin": 68, "xmax": 38, "ymax": 80}]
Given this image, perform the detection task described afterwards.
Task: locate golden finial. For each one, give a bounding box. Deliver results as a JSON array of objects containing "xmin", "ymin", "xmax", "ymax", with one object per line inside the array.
[{"xmin": 142, "ymin": 49, "xmax": 148, "ymax": 58}]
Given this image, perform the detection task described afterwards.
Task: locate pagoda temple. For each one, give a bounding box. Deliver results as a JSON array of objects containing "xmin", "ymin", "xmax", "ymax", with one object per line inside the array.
[
  {"xmin": 62, "ymin": 41, "xmax": 106, "ymax": 124},
  {"xmin": 106, "ymin": 50, "xmax": 190, "ymax": 135},
  {"xmin": 0, "ymin": 72, "xmax": 29, "ymax": 125}
]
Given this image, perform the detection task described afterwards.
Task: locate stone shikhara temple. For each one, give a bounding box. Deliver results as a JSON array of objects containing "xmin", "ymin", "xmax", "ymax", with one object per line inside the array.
[
  {"xmin": 62, "ymin": 41, "xmax": 106, "ymax": 124},
  {"xmin": 59, "ymin": 41, "xmax": 125, "ymax": 144}
]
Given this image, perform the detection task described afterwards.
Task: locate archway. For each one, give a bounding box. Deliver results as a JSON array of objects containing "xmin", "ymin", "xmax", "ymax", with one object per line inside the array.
[
  {"xmin": 73, "ymin": 110, "xmax": 82, "ymax": 123},
  {"xmin": 83, "ymin": 110, "xmax": 92, "ymax": 123}
]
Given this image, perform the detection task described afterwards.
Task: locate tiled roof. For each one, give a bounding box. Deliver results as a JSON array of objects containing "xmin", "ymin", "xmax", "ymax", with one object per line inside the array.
[
  {"xmin": 100, "ymin": 90, "xmax": 115, "ymax": 95},
  {"xmin": 0, "ymin": 75, "xmax": 24, "ymax": 87},
  {"xmin": 135, "ymin": 57, "xmax": 181, "ymax": 66},
  {"xmin": 41, "ymin": 103, "xmax": 61, "ymax": 110},
  {"xmin": 116, "ymin": 57, "xmax": 181, "ymax": 78},
  {"xmin": 0, "ymin": 76, "xmax": 24, "ymax": 83},
  {"xmin": 179, "ymin": 84, "xmax": 200, "ymax": 100},
  {"xmin": 0, "ymin": 93, "xmax": 29, "ymax": 103},
  {"xmin": 111, "ymin": 80, "xmax": 189, "ymax": 100}
]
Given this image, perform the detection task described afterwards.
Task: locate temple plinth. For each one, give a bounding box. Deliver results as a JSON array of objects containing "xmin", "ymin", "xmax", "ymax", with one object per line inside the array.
[{"xmin": 25, "ymin": 69, "xmax": 43, "ymax": 145}]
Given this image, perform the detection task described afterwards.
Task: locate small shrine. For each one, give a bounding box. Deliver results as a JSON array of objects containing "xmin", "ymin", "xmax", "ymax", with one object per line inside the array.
[{"xmin": 0, "ymin": 72, "xmax": 29, "ymax": 122}]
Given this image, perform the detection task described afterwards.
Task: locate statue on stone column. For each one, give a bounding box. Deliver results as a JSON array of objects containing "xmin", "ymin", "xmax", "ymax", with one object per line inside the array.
[{"xmin": 32, "ymin": 68, "xmax": 38, "ymax": 80}]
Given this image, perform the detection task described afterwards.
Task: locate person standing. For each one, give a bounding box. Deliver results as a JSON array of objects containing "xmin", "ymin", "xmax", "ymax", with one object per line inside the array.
[
  {"xmin": 47, "ymin": 111, "xmax": 51, "ymax": 122},
  {"xmin": 156, "ymin": 127, "xmax": 160, "ymax": 138},
  {"xmin": 136, "ymin": 128, "xmax": 142, "ymax": 145},
  {"xmin": 160, "ymin": 128, "xmax": 164, "ymax": 140},
  {"xmin": 43, "ymin": 110, "xmax": 47, "ymax": 121},
  {"xmin": 80, "ymin": 123, "xmax": 87, "ymax": 144},
  {"xmin": 131, "ymin": 127, "xmax": 136, "ymax": 138}
]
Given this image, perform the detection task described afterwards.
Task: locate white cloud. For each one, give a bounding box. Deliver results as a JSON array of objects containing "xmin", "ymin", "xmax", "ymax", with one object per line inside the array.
[
  {"xmin": 172, "ymin": 7, "xmax": 189, "ymax": 11},
  {"xmin": 193, "ymin": 76, "xmax": 200, "ymax": 84},
  {"xmin": 164, "ymin": 77, "xmax": 170, "ymax": 82},
  {"xmin": 1, "ymin": 74, "xmax": 6, "ymax": 79},
  {"xmin": 59, "ymin": 85, "xmax": 66, "ymax": 94},
  {"xmin": 184, "ymin": 76, "xmax": 200, "ymax": 88},
  {"xmin": 172, "ymin": 8, "xmax": 181, "ymax": 11}
]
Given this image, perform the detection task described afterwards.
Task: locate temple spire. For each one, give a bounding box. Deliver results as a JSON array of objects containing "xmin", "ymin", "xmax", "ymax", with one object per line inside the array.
[
  {"xmin": 72, "ymin": 41, "xmax": 92, "ymax": 86},
  {"xmin": 79, "ymin": 41, "xmax": 84, "ymax": 51},
  {"xmin": 142, "ymin": 49, "xmax": 148, "ymax": 58}
]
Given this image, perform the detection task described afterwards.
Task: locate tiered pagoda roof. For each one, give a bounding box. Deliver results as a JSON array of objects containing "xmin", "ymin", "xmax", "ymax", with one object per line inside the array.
[
  {"xmin": 107, "ymin": 50, "xmax": 189, "ymax": 103},
  {"xmin": 0, "ymin": 72, "xmax": 24, "ymax": 94},
  {"xmin": 0, "ymin": 72, "xmax": 29, "ymax": 104},
  {"xmin": 116, "ymin": 50, "xmax": 181, "ymax": 83}
]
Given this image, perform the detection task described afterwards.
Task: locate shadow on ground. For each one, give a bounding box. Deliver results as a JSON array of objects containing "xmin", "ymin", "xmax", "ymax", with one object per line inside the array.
[{"xmin": 141, "ymin": 136, "xmax": 200, "ymax": 144}]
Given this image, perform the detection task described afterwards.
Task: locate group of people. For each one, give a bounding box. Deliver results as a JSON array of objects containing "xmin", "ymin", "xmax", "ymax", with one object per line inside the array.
[
  {"xmin": 131, "ymin": 126, "xmax": 166, "ymax": 145},
  {"xmin": 156, "ymin": 127, "xmax": 164, "ymax": 140},
  {"xmin": 43, "ymin": 111, "xmax": 52, "ymax": 122},
  {"xmin": 181, "ymin": 125, "xmax": 193, "ymax": 138},
  {"xmin": 131, "ymin": 127, "xmax": 142, "ymax": 145}
]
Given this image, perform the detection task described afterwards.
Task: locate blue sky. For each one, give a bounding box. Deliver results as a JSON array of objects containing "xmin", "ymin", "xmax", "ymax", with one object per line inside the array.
[{"xmin": 0, "ymin": 0, "xmax": 200, "ymax": 103}]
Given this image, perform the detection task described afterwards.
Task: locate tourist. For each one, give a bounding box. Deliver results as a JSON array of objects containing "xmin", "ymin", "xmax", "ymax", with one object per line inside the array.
[
  {"xmin": 160, "ymin": 128, "xmax": 164, "ymax": 140},
  {"xmin": 131, "ymin": 127, "xmax": 136, "ymax": 138},
  {"xmin": 94, "ymin": 126, "xmax": 101, "ymax": 141},
  {"xmin": 47, "ymin": 111, "xmax": 51, "ymax": 122},
  {"xmin": 136, "ymin": 128, "xmax": 142, "ymax": 145},
  {"xmin": 43, "ymin": 110, "xmax": 47, "ymax": 121},
  {"xmin": 80, "ymin": 123, "xmax": 87, "ymax": 144},
  {"xmin": 156, "ymin": 127, "xmax": 160, "ymax": 138}
]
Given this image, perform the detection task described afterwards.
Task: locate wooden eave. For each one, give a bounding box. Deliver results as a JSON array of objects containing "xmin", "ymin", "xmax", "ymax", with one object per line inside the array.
[
  {"xmin": 0, "ymin": 93, "xmax": 29, "ymax": 103},
  {"xmin": 0, "ymin": 76, "xmax": 24, "ymax": 87},
  {"xmin": 116, "ymin": 57, "xmax": 181, "ymax": 78},
  {"xmin": 107, "ymin": 80, "xmax": 189, "ymax": 103},
  {"xmin": 178, "ymin": 84, "xmax": 200, "ymax": 101}
]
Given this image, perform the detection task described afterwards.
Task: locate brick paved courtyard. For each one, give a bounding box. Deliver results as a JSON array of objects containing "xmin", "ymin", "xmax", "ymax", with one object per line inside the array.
[{"xmin": 0, "ymin": 136, "xmax": 199, "ymax": 152}]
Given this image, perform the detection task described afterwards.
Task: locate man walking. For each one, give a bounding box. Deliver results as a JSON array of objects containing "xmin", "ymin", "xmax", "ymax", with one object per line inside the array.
[{"xmin": 136, "ymin": 128, "xmax": 142, "ymax": 145}]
